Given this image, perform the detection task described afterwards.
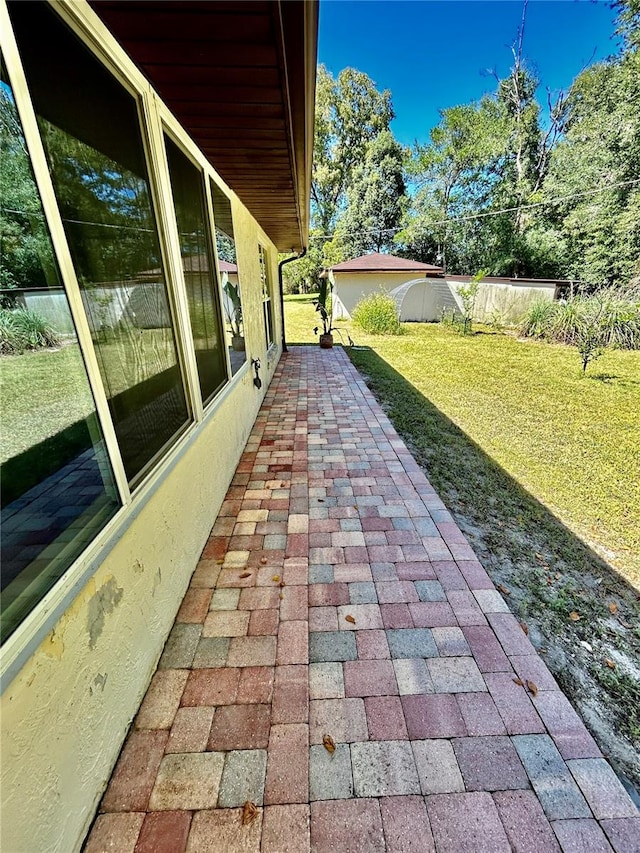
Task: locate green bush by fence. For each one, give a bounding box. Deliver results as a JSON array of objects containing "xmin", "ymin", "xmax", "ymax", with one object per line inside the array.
[{"xmin": 352, "ymin": 291, "xmax": 403, "ymax": 336}]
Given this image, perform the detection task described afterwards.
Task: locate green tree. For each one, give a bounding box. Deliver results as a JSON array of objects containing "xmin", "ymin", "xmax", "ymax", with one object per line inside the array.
[
  {"xmin": 614, "ymin": 0, "xmax": 640, "ymax": 50},
  {"xmin": 312, "ymin": 65, "xmax": 394, "ymax": 234},
  {"xmin": 401, "ymin": 98, "xmax": 508, "ymax": 272},
  {"xmin": 543, "ymin": 50, "xmax": 640, "ymax": 287},
  {"xmin": 334, "ymin": 130, "xmax": 408, "ymax": 258}
]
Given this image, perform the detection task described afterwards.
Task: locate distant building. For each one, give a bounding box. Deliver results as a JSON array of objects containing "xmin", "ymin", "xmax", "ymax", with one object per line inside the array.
[{"xmin": 331, "ymin": 253, "xmax": 570, "ymax": 324}]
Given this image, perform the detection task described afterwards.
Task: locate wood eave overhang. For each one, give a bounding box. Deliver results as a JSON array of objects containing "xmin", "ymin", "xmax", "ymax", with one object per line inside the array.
[{"xmin": 89, "ymin": 0, "xmax": 318, "ymax": 252}]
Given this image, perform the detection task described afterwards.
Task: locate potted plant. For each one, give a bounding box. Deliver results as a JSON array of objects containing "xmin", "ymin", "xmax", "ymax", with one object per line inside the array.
[
  {"xmin": 313, "ymin": 271, "xmax": 334, "ymax": 348},
  {"xmin": 223, "ymin": 279, "xmax": 245, "ymax": 351}
]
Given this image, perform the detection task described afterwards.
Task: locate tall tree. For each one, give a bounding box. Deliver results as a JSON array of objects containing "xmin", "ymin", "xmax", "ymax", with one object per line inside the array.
[
  {"xmin": 543, "ymin": 49, "xmax": 640, "ymax": 286},
  {"xmin": 614, "ymin": 0, "xmax": 640, "ymax": 50},
  {"xmin": 402, "ymin": 4, "xmax": 572, "ymax": 278},
  {"xmin": 333, "ymin": 130, "xmax": 407, "ymax": 258},
  {"xmin": 401, "ymin": 99, "xmax": 507, "ymax": 272},
  {"xmin": 311, "ymin": 65, "xmax": 394, "ymax": 234}
]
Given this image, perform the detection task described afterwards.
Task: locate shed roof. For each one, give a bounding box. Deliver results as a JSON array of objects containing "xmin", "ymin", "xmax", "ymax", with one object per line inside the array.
[
  {"xmin": 89, "ymin": 0, "xmax": 318, "ymax": 252},
  {"xmin": 331, "ymin": 253, "xmax": 443, "ymax": 273}
]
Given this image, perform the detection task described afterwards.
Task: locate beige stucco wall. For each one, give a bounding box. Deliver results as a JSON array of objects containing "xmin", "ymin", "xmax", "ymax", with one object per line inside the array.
[
  {"xmin": 331, "ymin": 271, "xmax": 420, "ymax": 319},
  {"xmin": 0, "ymin": 198, "xmax": 282, "ymax": 853},
  {"xmin": 333, "ymin": 271, "xmax": 556, "ymax": 325}
]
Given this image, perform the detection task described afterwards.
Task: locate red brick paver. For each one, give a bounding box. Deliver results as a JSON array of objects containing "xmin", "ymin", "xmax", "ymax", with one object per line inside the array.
[{"xmin": 85, "ymin": 348, "xmax": 638, "ymax": 852}]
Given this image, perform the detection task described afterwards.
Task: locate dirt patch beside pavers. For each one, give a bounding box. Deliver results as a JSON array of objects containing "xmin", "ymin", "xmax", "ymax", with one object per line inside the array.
[{"xmin": 453, "ymin": 508, "xmax": 640, "ymax": 802}]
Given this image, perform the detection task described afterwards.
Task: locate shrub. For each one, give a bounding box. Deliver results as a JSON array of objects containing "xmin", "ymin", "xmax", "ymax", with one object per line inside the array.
[
  {"xmin": 0, "ymin": 307, "xmax": 60, "ymax": 354},
  {"xmin": 352, "ymin": 291, "xmax": 403, "ymax": 335},
  {"xmin": 0, "ymin": 311, "xmax": 23, "ymax": 354},
  {"xmin": 519, "ymin": 289, "xmax": 640, "ymax": 351},
  {"xmin": 596, "ymin": 289, "xmax": 640, "ymax": 349},
  {"xmin": 518, "ymin": 298, "xmax": 557, "ymax": 339}
]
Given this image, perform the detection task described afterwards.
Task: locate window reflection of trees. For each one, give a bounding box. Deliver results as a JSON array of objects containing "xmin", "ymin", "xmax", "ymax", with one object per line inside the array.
[
  {"xmin": 39, "ymin": 120, "xmax": 176, "ymax": 396},
  {"xmin": 0, "ymin": 78, "xmax": 57, "ymax": 295},
  {"xmin": 165, "ymin": 135, "xmax": 227, "ymax": 403}
]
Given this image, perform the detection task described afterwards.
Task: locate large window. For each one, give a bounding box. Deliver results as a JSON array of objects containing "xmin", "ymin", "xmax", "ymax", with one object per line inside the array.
[
  {"xmin": 211, "ymin": 182, "xmax": 246, "ymax": 375},
  {"xmin": 0, "ymin": 54, "xmax": 120, "ymax": 643},
  {"xmin": 259, "ymin": 244, "xmax": 275, "ymax": 350},
  {"xmin": 9, "ymin": 2, "xmax": 190, "ymax": 485},
  {"xmin": 165, "ymin": 136, "xmax": 227, "ymax": 403}
]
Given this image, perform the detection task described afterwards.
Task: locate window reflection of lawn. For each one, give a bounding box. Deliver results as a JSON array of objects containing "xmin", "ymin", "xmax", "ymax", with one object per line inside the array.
[
  {"xmin": 0, "ymin": 344, "xmax": 93, "ymax": 462},
  {"xmin": 0, "ymin": 326, "xmax": 183, "ymax": 463}
]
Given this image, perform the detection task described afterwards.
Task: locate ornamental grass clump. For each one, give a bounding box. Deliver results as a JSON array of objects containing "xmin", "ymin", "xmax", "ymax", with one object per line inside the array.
[
  {"xmin": 352, "ymin": 291, "xmax": 403, "ymax": 336},
  {"xmin": 519, "ymin": 289, "xmax": 640, "ymax": 350},
  {"xmin": 0, "ymin": 307, "xmax": 60, "ymax": 354}
]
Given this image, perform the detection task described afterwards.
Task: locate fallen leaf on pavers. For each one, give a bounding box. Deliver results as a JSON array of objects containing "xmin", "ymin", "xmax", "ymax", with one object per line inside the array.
[
  {"xmin": 520, "ymin": 622, "xmax": 529, "ymax": 636},
  {"xmin": 354, "ymin": 505, "xmax": 359, "ymax": 510},
  {"xmin": 323, "ymin": 734, "xmax": 336, "ymax": 754},
  {"xmin": 279, "ymin": 593, "xmax": 284, "ymax": 600},
  {"xmin": 260, "ymin": 558, "xmax": 268, "ymax": 565},
  {"xmin": 239, "ymin": 572, "xmax": 251, "ymax": 579},
  {"xmin": 242, "ymin": 801, "xmax": 259, "ymax": 825},
  {"xmin": 496, "ymin": 583, "xmax": 510, "ymax": 596},
  {"xmin": 272, "ymin": 575, "xmax": 280, "ymax": 583},
  {"xmin": 526, "ymin": 680, "xmax": 538, "ymax": 697},
  {"xmin": 345, "ymin": 615, "xmax": 356, "ymax": 625},
  {"xmin": 513, "ymin": 677, "xmax": 524, "ymax": 687},
  {"xmin": 279, "ymin": 580, "xmax": 286, "ymax": 588},
  {"xmin": 569, "ymin": 611, "xmax": 581, "ymax": 622},
  {"xmin": 216, "ymin": 559, "xmax": 224, "ymax": 565},
  {"xmin": 608, "ymin": 602, "xmax": 619, "ymax": 615},
  {"xmin": 605, "ymin": 658, "xmax": 617, "ymax": 670}
]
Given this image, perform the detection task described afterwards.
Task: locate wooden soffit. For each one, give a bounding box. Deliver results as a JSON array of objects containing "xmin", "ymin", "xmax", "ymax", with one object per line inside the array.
[{"xmin": 89, "ymin": 0, "xmax": 318, "ymax": 252}]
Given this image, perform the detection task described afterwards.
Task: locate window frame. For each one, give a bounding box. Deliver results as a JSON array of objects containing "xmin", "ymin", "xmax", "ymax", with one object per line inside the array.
[
  {"xmin": 259, "ymin": 243, "xmax": 276, "ymax": 351},
  {"xmin": 158, "ymin": 103, "xmax": 250, "ymax": 402},
  {"xmin": 162, "ymin": 126, "xmax": 231, "ymax": 405}
]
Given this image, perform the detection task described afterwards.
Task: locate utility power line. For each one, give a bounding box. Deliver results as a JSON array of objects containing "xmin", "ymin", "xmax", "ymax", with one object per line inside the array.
[{"xmin": 310, "ymin": 177, "xmax": 640, "ymax": 241}]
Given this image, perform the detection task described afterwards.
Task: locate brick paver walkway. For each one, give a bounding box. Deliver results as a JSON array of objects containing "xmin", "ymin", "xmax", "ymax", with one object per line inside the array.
[{"xmin": 85, "ymin": 348, "xmax": 639, "ymax": 852}]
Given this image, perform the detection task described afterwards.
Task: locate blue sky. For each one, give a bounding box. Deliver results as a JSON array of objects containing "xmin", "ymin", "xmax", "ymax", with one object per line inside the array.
[{"xmin": 318, "ymin": 0, "xmax": 622, "ymax": 146}]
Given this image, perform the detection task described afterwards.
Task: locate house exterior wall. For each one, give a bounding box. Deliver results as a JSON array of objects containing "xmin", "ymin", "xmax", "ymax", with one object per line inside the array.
[
  {"xmin": 0, "ymin": 2, "xmax": 286, "ymax": 851},
  {"xmin": 333, "ymin": 271, "xmax": 557, "ymax": 324}
]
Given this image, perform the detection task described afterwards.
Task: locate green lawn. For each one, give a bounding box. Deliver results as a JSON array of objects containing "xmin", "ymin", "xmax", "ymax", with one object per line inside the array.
[{"xmin": 284, "ymin": 296, "xmax": 640, "ymax": 587}]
